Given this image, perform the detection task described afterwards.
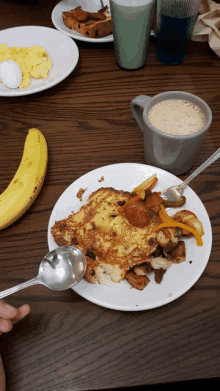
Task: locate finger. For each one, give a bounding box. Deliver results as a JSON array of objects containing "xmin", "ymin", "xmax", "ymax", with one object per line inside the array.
[
  {"xmin": 0, "ymin": 318, "xmax": 13, "ymax": 334},
  {"xmin": 11, "ymin": 304, "xmax": 31, "ymax": 325},
  {"xmin": 0, "ymin": 305, "xmax": 30, "ymax": 334},
  {"xmin": 0, "ymin": 355, "xmax": 6, "ymax": 389},
  {"xmin": 0, "ymin": 301, "xmax": 18, "ymax": 319}
]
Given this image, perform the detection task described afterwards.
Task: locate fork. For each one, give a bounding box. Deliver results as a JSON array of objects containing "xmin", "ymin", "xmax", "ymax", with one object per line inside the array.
[
  {"xmin": 161, "ymin": 147, "xmax": 220, "ymax": 201},
  {"xmin": 100, "ymin": 0, "xmax": 104, "ymax": 9}
]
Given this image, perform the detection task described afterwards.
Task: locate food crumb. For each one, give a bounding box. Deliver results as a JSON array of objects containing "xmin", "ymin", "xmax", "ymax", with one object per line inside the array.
[
  {"xmin": 76, "ymin": 187, "xmax": 88, "ymax": 201},
  {"xmin": 168, "ymin": 293, "xmax": 172, "ymax": 297},
  {"xmin": 189, "ymin": 261, "xmax": 193, "ymax": 264},
  {"xmin": 98, "ymin": 176, "xmax": 104, "ymax": 183}
]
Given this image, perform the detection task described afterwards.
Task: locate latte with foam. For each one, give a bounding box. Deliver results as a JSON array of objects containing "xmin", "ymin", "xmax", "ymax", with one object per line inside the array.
[{"xmin": 148, "ymin": 99, "xmax": 207, "ymax": 136}]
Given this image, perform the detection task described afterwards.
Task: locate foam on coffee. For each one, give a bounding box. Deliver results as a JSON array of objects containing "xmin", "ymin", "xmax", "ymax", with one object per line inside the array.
[{"xmin": 148, "ymin": 99, "xmax": 206, "ymax": 136}]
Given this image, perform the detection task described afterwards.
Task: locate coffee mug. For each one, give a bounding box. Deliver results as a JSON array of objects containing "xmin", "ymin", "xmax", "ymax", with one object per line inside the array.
[{"xmin": 131, "ymin": 91, "xmax": 212, "ymax": 175}]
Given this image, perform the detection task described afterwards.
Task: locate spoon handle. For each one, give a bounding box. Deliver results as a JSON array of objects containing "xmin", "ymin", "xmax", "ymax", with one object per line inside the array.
[
  {"xmin": 0, "ymin": 277, "xmax": 40, "ymax": 299},
  {"xmin": 179, "ymin": 147, "xmax": 220, "ymax": 191}
]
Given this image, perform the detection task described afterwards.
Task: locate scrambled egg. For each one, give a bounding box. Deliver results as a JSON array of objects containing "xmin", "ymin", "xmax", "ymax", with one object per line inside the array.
[{"xmin": 0, "ymin": 44, "xmax": 52, "ymax": 88}]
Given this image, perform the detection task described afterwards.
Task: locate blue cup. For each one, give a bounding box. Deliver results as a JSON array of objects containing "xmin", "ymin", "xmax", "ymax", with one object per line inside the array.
[{"xmin": 156, "ymin": 0, "xmax": 202, "ymax": 65}]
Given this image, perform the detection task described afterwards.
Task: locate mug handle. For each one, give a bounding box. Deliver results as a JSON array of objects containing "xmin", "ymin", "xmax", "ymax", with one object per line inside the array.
[{"xmin": 131, "ymin": 95, "xmax": 152, "ymax": 132}]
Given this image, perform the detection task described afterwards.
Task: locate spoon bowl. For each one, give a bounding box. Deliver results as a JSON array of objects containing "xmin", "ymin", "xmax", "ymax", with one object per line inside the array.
[
  {"xmin": 39, "ymin": 246, "xmax": 86, "ymax": 290},
  {"xmin": 0, "ymin": 246, "xmax": 87, "ymax": 299}
]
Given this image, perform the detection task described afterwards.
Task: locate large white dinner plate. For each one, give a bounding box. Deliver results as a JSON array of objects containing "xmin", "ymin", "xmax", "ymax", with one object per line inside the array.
[
  {"xmin": 47, "ymin": 163, "xmax": 212, "ymax": 311},
  {"xmin": 0, "ymin": 26, "xmax": 79, "ymax": 97},
  {"xmin": 52, "ymin": 0, "xmax": 114, "ymax": 43}
]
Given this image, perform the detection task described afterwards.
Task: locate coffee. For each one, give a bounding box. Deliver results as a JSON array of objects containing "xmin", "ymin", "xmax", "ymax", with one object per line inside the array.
[{"xmin": 148, "ymin": 99, "xmax": 207, "ymax": 136}]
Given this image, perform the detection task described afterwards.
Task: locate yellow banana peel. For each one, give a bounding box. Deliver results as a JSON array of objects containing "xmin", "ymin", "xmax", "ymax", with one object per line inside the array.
[{"xmin": 0, "ymin": 128, "xmax": 48, "ymax": 230}]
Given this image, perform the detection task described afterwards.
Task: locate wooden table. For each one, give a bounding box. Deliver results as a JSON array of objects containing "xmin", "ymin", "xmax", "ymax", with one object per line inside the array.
[{"xmin": 0, "ymin": 1, "xmax": 220, "ymax": 390}]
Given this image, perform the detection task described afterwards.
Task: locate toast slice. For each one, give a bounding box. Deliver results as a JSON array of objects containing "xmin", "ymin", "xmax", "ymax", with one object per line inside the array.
[
  {"xmin": 62, "ymin": 6, "xmax": 112, "ymax": 39},
  {"xmin": 51, "ymin": 187, "xmax": 160, "ymax": 284}
]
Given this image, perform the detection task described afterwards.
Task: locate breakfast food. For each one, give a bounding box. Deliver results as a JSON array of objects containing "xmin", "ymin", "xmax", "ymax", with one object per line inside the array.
[
  {"xmin": 0, "ymin": 128, "xmax": 48, "ymax": 230},
  {"xmin": 51, "ymin": 175, "xmax": 204, "ymax": 290},
  {"xmin": 52, "ymin": 187, "xmax": 159, "ymax": 284},
  {"xmin": 62, "ymin": 6, "xmax": 112, "ymax": 38},
  {"xmin": 0, "ymin": 44, "xmax": 52, "ymax": 88},
  {"xmin": 0, "ymin": 60, "xmax": 22, "ymax": 89}
]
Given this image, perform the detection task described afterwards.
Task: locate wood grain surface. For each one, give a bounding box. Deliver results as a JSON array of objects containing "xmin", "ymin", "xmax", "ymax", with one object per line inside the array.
[{"xmin": 0, "ymin": 1, "xmax": 220, "ymax": 390}]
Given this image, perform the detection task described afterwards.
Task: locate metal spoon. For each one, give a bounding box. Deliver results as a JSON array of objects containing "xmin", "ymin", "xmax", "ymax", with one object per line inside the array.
[
  {"xmin": 161, "ymin": 147, "xmax": 220, "ymax": 201},
  {"xmin": 0, "ymin": 246, "xmax": 86, "ymax": 299}
]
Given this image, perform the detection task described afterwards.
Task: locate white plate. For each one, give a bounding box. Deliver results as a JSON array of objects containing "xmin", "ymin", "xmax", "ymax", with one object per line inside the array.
[
  {"xmin": 0, "ymin": 26, "xmax": 79, "ymax": 97},
  {"xmin": 52, "ymin": 0, "xmax": 114, "ymax": 43},
  {"xmin": 47, "ymin": 163, "xmax": 212, "ymax": 311}
]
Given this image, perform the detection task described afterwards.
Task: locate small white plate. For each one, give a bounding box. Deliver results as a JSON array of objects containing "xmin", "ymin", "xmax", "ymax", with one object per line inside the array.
[
  {"xmin": 52, "ymin": 0, "xmax": 114, "ymax": 43},
  {"xmin": 0, "ymin": 26, "xmax": 79, "ymax": 97},
  {"xmin": 47, "ymin": 163, "xmax": 212, "ymax": 312}
]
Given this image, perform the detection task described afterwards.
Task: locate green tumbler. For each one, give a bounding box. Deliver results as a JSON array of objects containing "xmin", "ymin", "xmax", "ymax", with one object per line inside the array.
[{"xmin": 110, "ymin": 0, "xmax": 156, "ymax": 70}]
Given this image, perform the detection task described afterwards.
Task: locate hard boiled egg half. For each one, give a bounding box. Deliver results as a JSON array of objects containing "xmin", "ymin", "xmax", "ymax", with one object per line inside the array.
[{"xmin": 0, "ymin": 60, "xmax": 22, "ymax": 89}]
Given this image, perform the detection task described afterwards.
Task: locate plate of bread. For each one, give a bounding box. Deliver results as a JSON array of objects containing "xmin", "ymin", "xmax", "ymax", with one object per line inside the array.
[
  {"xmin": 47, "ymin": 163, "xmax": 212, "ymax": 311},
  {"xmin": 52, "ymin": 0, "xmax": 113, "ymax": 43}
]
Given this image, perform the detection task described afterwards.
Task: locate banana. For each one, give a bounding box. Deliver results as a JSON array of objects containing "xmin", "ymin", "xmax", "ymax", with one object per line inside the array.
[{"xmin": 0, "ymin": 128, "xmax": 48, "ymax": 230}]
